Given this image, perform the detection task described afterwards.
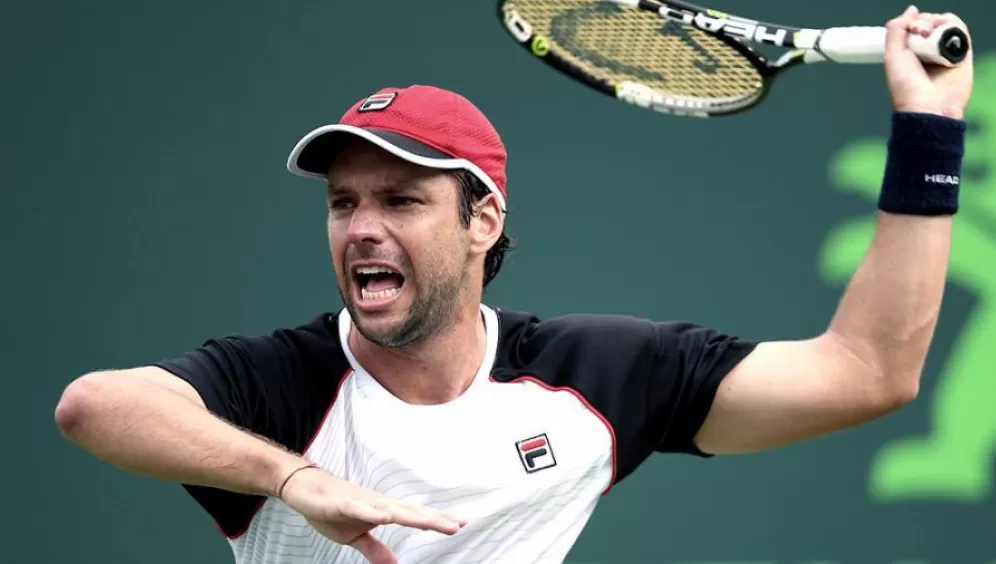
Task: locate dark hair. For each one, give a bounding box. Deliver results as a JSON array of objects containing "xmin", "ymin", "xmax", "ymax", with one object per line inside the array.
[{"xmin": 452, "ymin": 170, "xmax": 515, "ymax": 288}]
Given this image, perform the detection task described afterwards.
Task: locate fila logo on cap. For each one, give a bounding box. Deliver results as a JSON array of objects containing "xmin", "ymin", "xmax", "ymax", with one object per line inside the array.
[
  {"xmin": 515, "ymin": 433, "xmax": 557, "ymax": 473},
  {"xmin": 358, "ymin": 92, "xmax": 397, "ymax": 112}
]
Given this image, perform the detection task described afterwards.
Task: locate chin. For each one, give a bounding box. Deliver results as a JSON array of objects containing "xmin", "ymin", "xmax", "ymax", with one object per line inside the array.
[
  {"xmin": 347, "ymin": 303, "xmax": 420, "ymax": 348},
  {"xmin": 355, "ymin": 319, "xmax": 422, "ymax": 349}
]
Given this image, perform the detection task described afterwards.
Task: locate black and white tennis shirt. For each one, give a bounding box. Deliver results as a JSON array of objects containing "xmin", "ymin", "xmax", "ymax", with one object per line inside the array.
[{"xmin": 153, "ymin": 304, "xmax": 756, "ymax": 563}]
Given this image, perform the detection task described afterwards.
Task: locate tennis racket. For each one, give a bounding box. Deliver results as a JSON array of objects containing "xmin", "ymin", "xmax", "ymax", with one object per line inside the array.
[{"xmin": 497, "ymin": 0, "xmax": 971, "ymax": 117}]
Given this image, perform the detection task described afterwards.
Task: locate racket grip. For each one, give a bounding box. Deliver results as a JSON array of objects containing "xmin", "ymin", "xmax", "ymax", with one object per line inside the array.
[
  {"xmin": 908, "ymin": 22, "xmax": 970, "ymax": 66},
  {"xmin": 804, "ymin": 21, "xmax": 970, "ymax": 66}
]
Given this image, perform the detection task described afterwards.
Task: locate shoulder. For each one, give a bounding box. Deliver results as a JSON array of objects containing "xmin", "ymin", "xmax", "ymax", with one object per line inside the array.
[
  {"xmin": 491, "ymin": 306, "xmax": 756, "ymax": 389},
  {"xmin": 192, "ymin": 312, "xmax": 346, "ymax": 368},
  {"xmin": 149, "ymin": 311, "xmax": 352, "ymax": 428},
  {"xmin": 224, "ymin": 311, "xmax": 343, "ymax": 351},
  {"xmin": 494, "ymin": 307, "xmax": 653, "ymax": 340},
  {"xmin": 493, "ymin": 308, "xmax": 650, "ymax": 380},
  {"xmin": 493, "ymin": 308, "xmax": 723, "ymax": 362}
]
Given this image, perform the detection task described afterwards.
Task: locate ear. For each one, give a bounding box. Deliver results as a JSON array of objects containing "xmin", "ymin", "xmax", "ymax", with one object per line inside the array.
[{"xmin": 468, "ymin": 193, "xmax": 504, "ymax": 256}]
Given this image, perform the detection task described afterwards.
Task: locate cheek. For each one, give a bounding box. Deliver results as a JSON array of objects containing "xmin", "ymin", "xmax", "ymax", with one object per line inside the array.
[
  {"xmin": 400, "ymin": 234, "xmax": 442, "ymax": 279},
  {"xmin": 328, "ymin": 219, "xmax": 348, "ymax": 276},
  {"xmin": 327, "ymin": 215, "xmax": 346, "ymax": 249},
  {"xmin": 418, "ymin": 229, "xmax": 466, "ymax": 276}
]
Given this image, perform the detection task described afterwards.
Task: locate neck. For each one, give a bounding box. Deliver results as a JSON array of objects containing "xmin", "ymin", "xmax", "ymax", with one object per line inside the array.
[{"xmin": 348, "ymin": 302, "xmax": 488, "ymax": 405}]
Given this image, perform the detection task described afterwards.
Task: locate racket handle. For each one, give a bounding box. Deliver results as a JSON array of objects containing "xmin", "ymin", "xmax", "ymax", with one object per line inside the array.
[
  {"xmin": 908, "ymin": 22, "xmax": 970, "ymax": 65},
  {"xmin": 803, "ymin": 21, "xmax": 970, "ymax": 66}
]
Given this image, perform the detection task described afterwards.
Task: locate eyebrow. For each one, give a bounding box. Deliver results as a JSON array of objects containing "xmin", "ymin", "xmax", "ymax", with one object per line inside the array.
[
  {"xmin": 326, "ymin": 179, "xmax": 429, "ymax": 196},
  {"xmin": 325, "ymin": 183, "xmax": 349, "ymax": 197}
]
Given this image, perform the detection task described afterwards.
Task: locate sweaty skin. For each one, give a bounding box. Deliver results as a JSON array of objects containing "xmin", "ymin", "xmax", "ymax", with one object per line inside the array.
[{"xmin": 819, "ymin": 50, "xmax": 996, "ymax": 502}]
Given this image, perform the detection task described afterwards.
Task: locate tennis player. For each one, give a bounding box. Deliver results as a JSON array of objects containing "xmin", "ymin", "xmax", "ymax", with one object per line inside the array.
[{"xmin": 55, "ymin": 7, "xmax": 973, "ymax": 564}]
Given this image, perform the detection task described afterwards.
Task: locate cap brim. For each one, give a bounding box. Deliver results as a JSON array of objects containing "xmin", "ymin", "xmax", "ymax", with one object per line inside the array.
[{"xmin": 286, "ymin": 124, "xmax": 506, "ymax": 211}]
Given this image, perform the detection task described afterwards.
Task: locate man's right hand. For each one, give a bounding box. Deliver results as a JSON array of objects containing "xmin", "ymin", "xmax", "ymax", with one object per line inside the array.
[{"xmin": 277, "ymin": 465, "xmax": 468, "ymax": 564}]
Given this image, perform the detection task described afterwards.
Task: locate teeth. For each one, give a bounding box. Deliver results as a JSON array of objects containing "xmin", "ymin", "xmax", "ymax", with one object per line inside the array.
[
  {"xmin": 355, "ymin": 266, "xmax": 398, "ymax": 275},
  {"xmin": 361, "ymin": 287, "xmax": 401, "ymax": 301}
]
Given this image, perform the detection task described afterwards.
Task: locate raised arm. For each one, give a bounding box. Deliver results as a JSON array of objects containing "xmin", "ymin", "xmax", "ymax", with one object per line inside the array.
[{"xmin": 693, "ymin": 8, "xmax": 975, "ymax": 455}]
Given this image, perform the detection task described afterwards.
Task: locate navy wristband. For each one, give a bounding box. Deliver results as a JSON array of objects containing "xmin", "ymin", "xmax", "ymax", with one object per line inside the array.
[{"xmin": 878, "ymin": 111, "xmax": 966, "ymax": 216}]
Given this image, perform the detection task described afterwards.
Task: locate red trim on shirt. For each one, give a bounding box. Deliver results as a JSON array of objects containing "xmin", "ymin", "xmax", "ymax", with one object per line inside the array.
[
  {"xmin": 490, "ymin": 375, "xmax": 619, "ymax": 495},
  {"xmin": 223, "ymin": 368, "xmax": 353, "ymax": 540}
]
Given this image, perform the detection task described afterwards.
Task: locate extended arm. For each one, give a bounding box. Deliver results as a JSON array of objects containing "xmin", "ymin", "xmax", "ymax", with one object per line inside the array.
[{"xmin": 692, "ymin": 9, "xmax": 973, "ymax": 456}]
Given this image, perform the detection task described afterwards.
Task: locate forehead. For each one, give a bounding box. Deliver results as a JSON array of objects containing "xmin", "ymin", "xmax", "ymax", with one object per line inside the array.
[{"xmin": 326, "ymin": 139, "xmax": 439, "ymax": 189}]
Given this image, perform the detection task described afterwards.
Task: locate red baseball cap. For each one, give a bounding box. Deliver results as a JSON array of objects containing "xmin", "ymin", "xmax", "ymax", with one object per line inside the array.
[{"xmin": 286, "ymin": 85, "xmax": 508, "ymax": 211}]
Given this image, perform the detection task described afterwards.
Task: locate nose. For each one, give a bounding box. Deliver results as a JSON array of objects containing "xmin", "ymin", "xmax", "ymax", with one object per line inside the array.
[{"xmin": 345, "ymin": 200, "xmax": 388, "ymax": 246}]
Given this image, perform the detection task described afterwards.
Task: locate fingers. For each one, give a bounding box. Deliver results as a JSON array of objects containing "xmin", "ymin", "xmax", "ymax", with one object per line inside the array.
[
  {"xmin": 338, "ymin": 499, "xmax": 394, "ymax": 526},
  {"xmin": 885, "ymin": 5, "xmax": 968, "ymax": 66},
  {"xmin": 351, "ymin": 533, "xmax": 398, "ymax": 564},
  {"xmin": 899, "ymin": 7, "xmax": 965, "ymax": 37},
  {"xmin": 338, "ymin": 498, "xmax": 466, "ymax": 535},
  {"xmin": 394, "ymin": 499, "xmax": 468, "ymax": 527},
  {"xmin": 909, "ymin": 14, "xmax": 947, "ymax": 37},
  {"xmin": 434, "ymin": 508, "xmax": 468, "ymax": 528},
  {"xmin": 393, "ymin": 509, "xmax": 462, "ymax": 535},
  {"xmin": 371, "ymin": 500, "xmax": 466, "ymax": 535},
  {"xmin": 885, "ymin": 5, "xmax": 917, "ymax": 56}
]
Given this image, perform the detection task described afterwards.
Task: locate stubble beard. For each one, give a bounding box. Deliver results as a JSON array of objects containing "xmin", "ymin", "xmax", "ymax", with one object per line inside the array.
[{"xmin": 342, "ymin": 267, "xmax": 466, "ymax": 349}]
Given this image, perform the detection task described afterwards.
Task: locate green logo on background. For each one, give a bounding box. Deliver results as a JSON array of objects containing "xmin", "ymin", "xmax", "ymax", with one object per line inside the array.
[{"xmin": 819, "ymin": 50, "xmax": 996, "ymax": 503}]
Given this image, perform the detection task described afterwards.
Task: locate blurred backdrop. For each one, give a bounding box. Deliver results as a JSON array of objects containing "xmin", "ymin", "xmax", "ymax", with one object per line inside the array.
[{"xmin": 3, "ymin": 0, "xmax": 994, "ymax": 562}]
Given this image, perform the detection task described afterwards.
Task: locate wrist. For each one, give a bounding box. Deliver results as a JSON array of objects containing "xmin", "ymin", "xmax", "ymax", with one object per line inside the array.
[
  {"xmin": 893, "ymin": 105, "xmax": 965, "ymax": 121},
  {"xmin": 275, "ymin": 461, "xmax": 320, "ymax": 500},
  {"xmin": 261, "ymin": 450, "xmax": 315, "ymax": 498},
  {"xmin": 877, "ymin": 111, "xmax": 966, "ymax": 216}
]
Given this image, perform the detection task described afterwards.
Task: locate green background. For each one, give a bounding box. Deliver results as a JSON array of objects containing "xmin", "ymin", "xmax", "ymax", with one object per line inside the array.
[{"xmin": 4, "ymin": 0, "xmax": 993, "ymax": 562}]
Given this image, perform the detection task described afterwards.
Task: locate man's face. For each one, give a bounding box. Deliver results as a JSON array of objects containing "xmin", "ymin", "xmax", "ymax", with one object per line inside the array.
[{"xmin": 326, "ymin": 141, "xmax": 471, "ymax": 348}]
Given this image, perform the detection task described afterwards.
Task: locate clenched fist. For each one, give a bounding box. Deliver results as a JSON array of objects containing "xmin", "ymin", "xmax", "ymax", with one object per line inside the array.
[{"xmin": 884, "ymin": 5, "xmax": 974, "ymax": 119}]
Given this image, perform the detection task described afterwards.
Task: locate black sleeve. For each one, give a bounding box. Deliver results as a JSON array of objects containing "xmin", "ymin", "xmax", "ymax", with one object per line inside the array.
[
  {"xmin": 500, "ymin": 312, "xmax": 757, "ymax": 486},
  {"xmin": 648, "ymin": 320, "xmax": 757, "ymax": 456},
  {"xmin": 148, "ymin": 320, "xmax": 345, "ymax": 537},
  {"xmin": 152, "ymin": 332, "xmax": 312, "ymax": 451}
]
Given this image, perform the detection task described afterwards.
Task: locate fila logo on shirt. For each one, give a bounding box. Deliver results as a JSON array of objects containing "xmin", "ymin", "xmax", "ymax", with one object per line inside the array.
[
  {"xmin": 358, "ymin": 92, "xmax": 397, "ymax": 112},
  {"xmin": 515, "ymin": 433, "xmax": 557, "ymax": 473}
]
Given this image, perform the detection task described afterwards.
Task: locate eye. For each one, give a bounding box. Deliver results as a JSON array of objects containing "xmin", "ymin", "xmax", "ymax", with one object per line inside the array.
[
  {"xmin": 328, "ymin": 197, "xmax": 355, "ymax": 211},
  {"xmin": 387, "ymin": 196, "xmax": 420, "ymax": 207}
]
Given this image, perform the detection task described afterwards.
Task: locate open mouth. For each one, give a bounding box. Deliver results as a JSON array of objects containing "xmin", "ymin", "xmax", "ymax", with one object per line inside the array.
[{"xmin": 353, "ymin": 265, "xmax": 406, "ymax": 303}]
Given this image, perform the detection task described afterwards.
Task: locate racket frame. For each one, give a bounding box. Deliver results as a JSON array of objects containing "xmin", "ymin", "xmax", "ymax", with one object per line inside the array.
[
  {"xmin": 498, "ymin": 0, "xmax": 969, "ymax": 117},
  {"xmin": 499, "ymin": 0, "xmax": 800, "ymax": 117}
]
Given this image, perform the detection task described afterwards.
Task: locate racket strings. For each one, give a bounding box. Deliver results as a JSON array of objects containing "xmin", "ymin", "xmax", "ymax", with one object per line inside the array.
[{"xmin": 505, "ymin": 0, "xmax": 765, "ymax": 102}]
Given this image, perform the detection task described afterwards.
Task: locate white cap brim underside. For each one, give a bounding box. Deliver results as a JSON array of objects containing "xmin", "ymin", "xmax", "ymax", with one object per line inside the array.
[{"xmin": 286, "ymin": 124, "xmax": 507, "ymax": 212}]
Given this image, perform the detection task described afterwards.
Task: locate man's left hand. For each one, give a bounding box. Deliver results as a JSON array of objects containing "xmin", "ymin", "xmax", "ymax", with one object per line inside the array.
[{"xmin": 884, "ymin": 6, "xmax": 974, "ymax": 119}]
